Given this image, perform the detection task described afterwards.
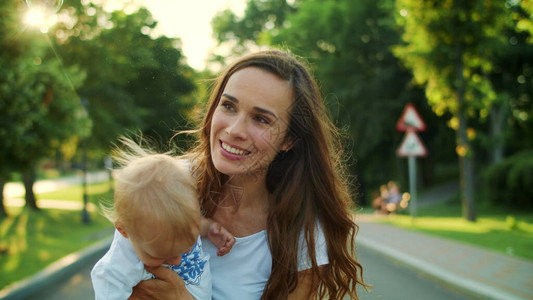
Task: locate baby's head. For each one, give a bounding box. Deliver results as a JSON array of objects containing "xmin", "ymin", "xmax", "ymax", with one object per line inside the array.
[{"xmin": 103, "ymin": 138, "xmax": 200, "ymax": 267}]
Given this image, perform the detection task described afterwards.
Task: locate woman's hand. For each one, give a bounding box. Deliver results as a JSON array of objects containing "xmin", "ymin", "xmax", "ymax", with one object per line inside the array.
[{"xmin": 129, "ymin": 266, "xmax": 194, "ymax": 300}]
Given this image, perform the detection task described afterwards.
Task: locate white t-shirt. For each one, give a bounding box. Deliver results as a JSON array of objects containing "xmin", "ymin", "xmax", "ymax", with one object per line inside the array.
[
  {"xmin": 202, "ymin": 222, "xmax": 328, "ymax": 300},
  {"xmin": 91, "ymin": 230, "xmax": 212, "ymax": 300}
]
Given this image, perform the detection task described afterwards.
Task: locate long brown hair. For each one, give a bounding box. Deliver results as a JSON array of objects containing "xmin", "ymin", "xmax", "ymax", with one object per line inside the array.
[{"xmin": 190, "ymin": 49, "xmax": 365, "ymax": 299}]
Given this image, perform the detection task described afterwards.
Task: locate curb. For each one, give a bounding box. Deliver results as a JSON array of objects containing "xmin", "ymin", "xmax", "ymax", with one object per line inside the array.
[
  {"xmin": 357, "ymin": 235, "xmax": 525, "ymax": 300},
  {"xmin": 0, "ymin": 237, "xmax": 112, "ymax": 300}
]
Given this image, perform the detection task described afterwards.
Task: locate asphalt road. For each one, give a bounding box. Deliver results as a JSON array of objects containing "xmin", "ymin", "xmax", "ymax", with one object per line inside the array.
[
  {"xmin": 32, "ymin": 243, "xmax": 471, "ymax": 300},
  {"xmin": 37, "ymin": 255, "xmax": 97, "ymax": 300},
  {"xmin": 357, "ymin": 245, "xmax": 471, "ymax": 300}
]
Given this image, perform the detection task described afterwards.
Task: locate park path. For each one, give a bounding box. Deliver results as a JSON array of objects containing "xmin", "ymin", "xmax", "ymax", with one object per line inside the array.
[{"xmin": 3, "ymin": 170, "xmax": 111, "ymax": 210}]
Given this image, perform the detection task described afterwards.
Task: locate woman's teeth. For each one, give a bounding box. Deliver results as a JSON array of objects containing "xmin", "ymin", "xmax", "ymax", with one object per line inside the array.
[{"xmin": 222, "ymin": 142, "xmax": 249, "ymax": 155}]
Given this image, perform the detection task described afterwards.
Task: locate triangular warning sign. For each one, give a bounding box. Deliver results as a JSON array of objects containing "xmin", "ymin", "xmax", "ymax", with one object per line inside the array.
[
  {"xmin": 396, "ymin": 103, "xmax": 427, "ymax": 132},
  {"xmin": 397, "ymin": 131, "xmax": 428, "ymax": 157}
]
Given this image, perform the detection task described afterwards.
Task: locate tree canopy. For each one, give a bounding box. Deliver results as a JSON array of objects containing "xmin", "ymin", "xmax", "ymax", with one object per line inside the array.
[{"xmin": 2, "ymin": 0, "xmax": 531, "ymax": 217}]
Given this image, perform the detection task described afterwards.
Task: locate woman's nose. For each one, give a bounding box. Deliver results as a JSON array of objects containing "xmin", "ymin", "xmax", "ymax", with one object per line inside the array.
[{"xmin": 225, "ymin": 115, "xmax": 247, "ymax": 139}]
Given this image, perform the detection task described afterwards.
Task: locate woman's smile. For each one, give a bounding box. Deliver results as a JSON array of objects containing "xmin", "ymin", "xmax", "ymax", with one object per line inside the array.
[{"xmin": 220, "ymin": 140, "xmax": 251, "ymax": 158}]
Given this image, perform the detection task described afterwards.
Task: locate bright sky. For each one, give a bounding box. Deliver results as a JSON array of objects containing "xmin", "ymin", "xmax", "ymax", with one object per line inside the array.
[{"xmin": 139, "ymin": 0, "xmax": 246, "ymax": 70}]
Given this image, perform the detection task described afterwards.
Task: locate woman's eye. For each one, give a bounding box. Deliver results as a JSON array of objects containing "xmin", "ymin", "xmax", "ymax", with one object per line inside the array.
[
  {"xmin": 221, "ymin": 101, "xmax": 235, "ymax": 111},
  {"xmin": 254, "ymin": 115, "xmax": 270, "ymax": 124}
]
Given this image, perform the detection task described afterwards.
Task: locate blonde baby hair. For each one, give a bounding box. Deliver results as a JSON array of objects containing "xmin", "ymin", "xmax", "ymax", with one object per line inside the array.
[{"xmin": 102, "ymin": 136, "xmax": 200, "ymax": 246}]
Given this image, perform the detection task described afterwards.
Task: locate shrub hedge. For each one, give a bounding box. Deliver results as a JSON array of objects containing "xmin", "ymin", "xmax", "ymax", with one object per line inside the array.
[{"xmin": 484, "ymin": 150, "xmax": 533, "ymax": 207}]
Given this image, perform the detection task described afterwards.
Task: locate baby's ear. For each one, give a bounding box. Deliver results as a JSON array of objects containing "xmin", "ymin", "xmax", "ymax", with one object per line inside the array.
[{"xmin": 115, "ymin": 222, "xmax": 129, "ymax": 238}]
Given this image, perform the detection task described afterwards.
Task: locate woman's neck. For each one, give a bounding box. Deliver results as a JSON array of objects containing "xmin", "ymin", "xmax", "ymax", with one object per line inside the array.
[
  {"xmin": 221, "ymin": 174, "xmax": 270, "ymax": 210},
  {"xmin": 212, "ymin": 174, "xmax": 271, "ymax": 237}
]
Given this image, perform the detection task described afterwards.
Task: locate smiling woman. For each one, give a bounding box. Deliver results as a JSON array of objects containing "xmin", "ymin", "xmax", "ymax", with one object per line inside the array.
[{"xmin": 130, "ymin": 49, "xmax": 368, "ymax": 300}]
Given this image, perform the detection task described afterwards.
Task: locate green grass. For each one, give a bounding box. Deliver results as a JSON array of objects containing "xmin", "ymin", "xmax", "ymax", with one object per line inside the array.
[
  {"xmin": 372, "ymin": 201, "xmax": 533, "ymax": 260},
  {"xmin": 0, "ymin": 184, "xmax": 115, "ymax": 290},
  {"xmin": 37, "ymin": 181, "xmax": 114, "ymax": 202},
  {"xmin": 10, "ymin": 168, "xmax": 90, "ymax": 182}
]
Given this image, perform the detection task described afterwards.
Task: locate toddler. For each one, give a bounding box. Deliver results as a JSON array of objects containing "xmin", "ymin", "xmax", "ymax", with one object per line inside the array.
[{"xmin": 91, "ymin": 138, "xmax": 234, "ymax": 300}]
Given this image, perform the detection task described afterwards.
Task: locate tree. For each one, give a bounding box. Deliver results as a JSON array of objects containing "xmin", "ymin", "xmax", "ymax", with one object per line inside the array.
[
  {"xmin": 125, "ymin": 35, "xmax": 196, "ymax": 145},
  {"xmin": 212, "ymin": 0, "xmax": 296, "ymax": 43},
  {"xmin": 2, "ymin": 0, "xmax": 198, "ymax": 213},
  {"xmin": 392, "ymin": 0, "xmax": 510, "ymax": 221},
  {"xmin": 53, "ymin": 4, "xmax": 196, "ymax": 154},
  {"xmin": 501, "ymin": 1, "xmax": 533, "ymax": 155},
  {"xmin": 518, "ymin": 0, "xmax": 533, "ymax": 38},
  {"xmin": 488, "ymin": 3, "xmax": 533, "ymax": 163},
  {"xmin": 0, "ymin": 0, "xmax": 90, "ymax": 212},
  {"xmin": 0, "ymin": 0, "xmax": 31, "ymax": 216},
  {"xmin": 15, "ymin": 56, "xmax": 89, "ymax": 210}
]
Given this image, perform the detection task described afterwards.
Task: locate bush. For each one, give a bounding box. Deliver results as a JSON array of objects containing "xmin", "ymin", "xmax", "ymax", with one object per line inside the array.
[{"xmin": 484, "ymin": 150, "xmax": 533, "ymax": 207}]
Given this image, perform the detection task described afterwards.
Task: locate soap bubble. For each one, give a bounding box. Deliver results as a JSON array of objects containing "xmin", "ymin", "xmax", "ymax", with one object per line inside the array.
[{"xmin": 25, "ymin": 0, "xmax": 64, "ymax": 14}]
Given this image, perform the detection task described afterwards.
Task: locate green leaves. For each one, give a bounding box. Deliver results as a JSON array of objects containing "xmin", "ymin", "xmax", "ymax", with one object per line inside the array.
[
  {"xmin": 1, "ymin": 0, "xmax": 196, "ymax": 182},
  {"xmin": 51, "ymin": 4, "xmax": 195, "ymax": 151},
  {"xmin": 393, "ymin": 0, "xmax": 509, "ymax": 116}
]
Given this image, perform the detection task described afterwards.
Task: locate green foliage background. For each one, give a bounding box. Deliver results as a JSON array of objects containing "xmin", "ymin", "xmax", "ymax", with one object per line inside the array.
[{"xmin": 1, "ymin": 0, "xmax": 532, "ymax": 215}]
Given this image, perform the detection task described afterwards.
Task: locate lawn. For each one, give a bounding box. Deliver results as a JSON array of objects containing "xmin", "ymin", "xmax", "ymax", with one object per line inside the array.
[
  {"xmin": 370, "ymin": 201, "xmax": 533, "ymax": 260},
  {"xmin": 0, "ymin": 182, "xmax": 115, "ymax": 290},
  {"xmin": 37, "ymin": 181, "xmax": 114, "ymax": 202}
]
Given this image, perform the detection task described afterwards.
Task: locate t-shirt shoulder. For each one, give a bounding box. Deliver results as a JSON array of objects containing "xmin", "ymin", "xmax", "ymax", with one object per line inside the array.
[{"xmin": 297, "ymin": 221, "xmax": 329, "ymax": 271}]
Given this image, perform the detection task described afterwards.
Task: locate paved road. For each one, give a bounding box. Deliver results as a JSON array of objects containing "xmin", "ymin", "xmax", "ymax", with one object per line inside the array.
[
  {"xmin": 357, "ymin": 245, "xmax": 469, "ymax": 300},
  {"xmin": 38, "ymin": 256, "xmax": 97, "ymax": 300},
  {"xmin": 31, "ymin": 240, "xmax": 470, "ymax": 300}
]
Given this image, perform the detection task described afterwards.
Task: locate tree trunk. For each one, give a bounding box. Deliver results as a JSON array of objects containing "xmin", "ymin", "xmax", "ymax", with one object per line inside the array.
[
  {"xmin": 23, "ymin": 168, "xmax": 40, "ymax": 210},
  {"xmin": 490, "ymin": 97, "xmax": 507, "ymax": 164},
  {"xmin": 455, "ymin": 43, "xmax": 476, "ymax": 222},
  {"xmin": 458, "ymin": 122, "xmax": 476, "ymax": 221},
  {"xmin": 0, "ymin": 179, "xmax": 7, "ymax": 217}
]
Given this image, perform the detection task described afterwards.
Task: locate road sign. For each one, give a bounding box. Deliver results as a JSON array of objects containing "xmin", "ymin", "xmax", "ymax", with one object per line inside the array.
[
  {"xmin": 397, "ymin": 130, "xmax": 428, "ymax": 157},
  {"xmin": 396, "ymin": 103, "xmax": 427, "ymax": 220},
  {"xmin": 396, "ymin": 103, "xmax": 427, "ymax": 132}
]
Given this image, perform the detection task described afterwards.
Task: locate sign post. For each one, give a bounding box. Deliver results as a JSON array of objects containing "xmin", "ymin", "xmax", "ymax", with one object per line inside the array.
[{"xmin": 396, "ymin": 103, "xmax": 427, "ymax": 219}]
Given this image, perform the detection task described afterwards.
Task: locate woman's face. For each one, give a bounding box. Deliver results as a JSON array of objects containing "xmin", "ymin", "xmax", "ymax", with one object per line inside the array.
[{"xmin": 210, "ymin": 67, "xmax": 293, "ymax": 178}]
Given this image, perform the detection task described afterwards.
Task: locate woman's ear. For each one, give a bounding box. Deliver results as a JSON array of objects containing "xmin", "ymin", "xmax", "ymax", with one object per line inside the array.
[
  {"xmin": 281, "ymin": 136, "xmax": 296, "ymax": 152},
  {"xmin": 115, "ymin": 222, "xmax": 129, "ymax": 238}
]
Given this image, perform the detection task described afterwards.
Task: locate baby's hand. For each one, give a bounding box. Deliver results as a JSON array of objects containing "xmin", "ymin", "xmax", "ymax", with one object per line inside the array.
[{"xmin": 207, "ymin": 222, "xmax": 235, "ymax": 256}]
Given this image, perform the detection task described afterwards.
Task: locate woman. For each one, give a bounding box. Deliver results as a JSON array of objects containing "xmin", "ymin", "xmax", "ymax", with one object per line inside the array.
[{"xmin": 132, "ymin": 49, "xmax": 366, "ymax": 299}]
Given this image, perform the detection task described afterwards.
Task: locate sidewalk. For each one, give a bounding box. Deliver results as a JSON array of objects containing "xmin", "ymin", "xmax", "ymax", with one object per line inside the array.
[
  {"xmin": 3, "ymin": 170, "xmax": 110, "ymax": 209},
  {"xmin": 356, "ymin": 183, "xmax": 533, "ymax": 300}
]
